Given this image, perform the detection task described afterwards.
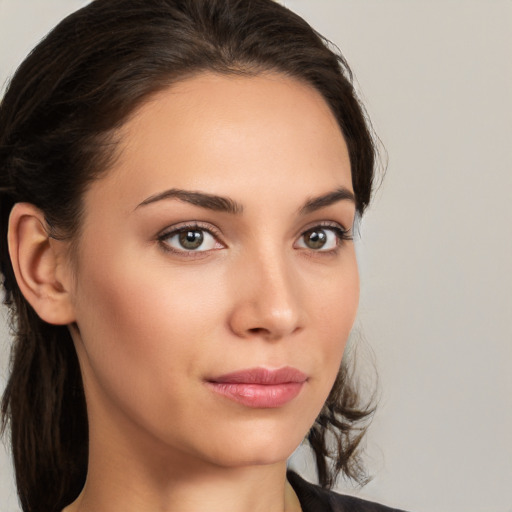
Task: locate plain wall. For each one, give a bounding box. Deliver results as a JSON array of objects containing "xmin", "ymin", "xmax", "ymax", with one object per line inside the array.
[{"xmin": 1, "ymin": 1, "xmax": 511, "ymax": 511}]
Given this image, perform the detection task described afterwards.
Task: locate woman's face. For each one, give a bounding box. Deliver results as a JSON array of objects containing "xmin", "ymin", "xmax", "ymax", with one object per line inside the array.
[{"xmin": 67, "ymin": 72, "xmax": 359, "ymax": 469}]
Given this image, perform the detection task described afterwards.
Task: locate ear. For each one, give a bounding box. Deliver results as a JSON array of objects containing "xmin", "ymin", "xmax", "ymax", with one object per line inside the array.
[{"xmin": 7, "ymin": 203, "xmax": 76, "ymax": 325}]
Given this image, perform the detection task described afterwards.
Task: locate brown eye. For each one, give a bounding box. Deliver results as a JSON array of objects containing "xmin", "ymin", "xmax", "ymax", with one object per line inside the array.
[
  {"xmin": 303, "ymin": 228, "xmax": 328, "ymax": 249},
  {"xmin": 295, "ymin": 225, "xmax": 347, "ymax": 252},
  {"xmin": 178, "ymin": 230, "xmax": 204, "ymax": 250},
  {"xmin": 159, "ymin": 227, "xmax": 221, "ymax": 253}
]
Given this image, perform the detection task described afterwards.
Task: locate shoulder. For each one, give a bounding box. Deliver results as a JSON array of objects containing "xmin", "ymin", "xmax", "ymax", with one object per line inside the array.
[{"xmin": 287, "ymin": 471, "xmax": 409, "ymax": 512}]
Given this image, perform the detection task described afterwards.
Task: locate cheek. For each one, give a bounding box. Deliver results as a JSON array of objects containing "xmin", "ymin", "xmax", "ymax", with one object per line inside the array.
[
  {"xmin": 71, "ymin": 243, "xmax": 229, "ymax": 385},
  {"xmin": 311, "ymin": 256, "xmax": 359, "ymax": 384},
  {"xmin": 278, "ymin": 254, "xmax": 360, "ymax": 438},
  {"xmin": 309, "ymin": 255, "xmax": 359, "ymax": 340},
  {"xmin": 70, "ymin": 249, "xmax": 231, "ymax": 444}
]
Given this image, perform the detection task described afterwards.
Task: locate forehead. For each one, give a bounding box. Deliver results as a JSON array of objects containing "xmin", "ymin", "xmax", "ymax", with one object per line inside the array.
[{"xmin": 85, "ymin": 72, "xmax": 352, "ymax": 214}]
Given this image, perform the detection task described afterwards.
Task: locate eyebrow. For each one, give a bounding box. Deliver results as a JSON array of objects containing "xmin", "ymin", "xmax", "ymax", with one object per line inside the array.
[
  {"xmin": 136, "ymin": 188, "xmax": 243, "ymax": 214},
  {"xmin": 299, "ymin": 187, "xmax": 356, "ymax": 214},
  {"xmin": 136, "ymin": 186, "xmax": 355, "ymax": 215}
]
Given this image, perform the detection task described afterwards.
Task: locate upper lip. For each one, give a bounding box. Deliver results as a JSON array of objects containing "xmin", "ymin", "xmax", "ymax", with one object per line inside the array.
[{"xmin": 208, "ymin": 366, "xmax": 308, "ymax": 385}]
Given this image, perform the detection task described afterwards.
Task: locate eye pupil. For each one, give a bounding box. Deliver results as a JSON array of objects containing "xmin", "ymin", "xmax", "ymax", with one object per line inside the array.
[
  {"xmin": 179, "ymin": 230, "xmax": 204, "ymax": 249},
  {"xmin": 304, "ymin": 229, "xmax": 327, "ymax": 249}
]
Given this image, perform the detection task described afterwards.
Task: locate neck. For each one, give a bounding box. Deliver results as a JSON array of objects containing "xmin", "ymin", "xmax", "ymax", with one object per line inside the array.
[{"xmin": 63, "ymin": 400, "xmax": 302, "ymax": 512}]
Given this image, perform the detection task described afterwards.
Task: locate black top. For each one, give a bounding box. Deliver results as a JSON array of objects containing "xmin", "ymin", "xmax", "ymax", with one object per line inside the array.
[{"xmin": 287, "ymin": 471, "xmax": 408, "ymax": 512}]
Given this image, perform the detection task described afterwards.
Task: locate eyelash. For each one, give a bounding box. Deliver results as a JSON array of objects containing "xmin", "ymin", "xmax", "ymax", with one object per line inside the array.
[
  {"xmin": 295, "ymin": 222, "xmax": 353, "ymax": 256},
  {"xmin": 157, "ymin": 222, "xmax": 223, "ymax": 257},
  {"xmin": 156, "ymin": 221, "xmax": 352, "ymax": 257}
]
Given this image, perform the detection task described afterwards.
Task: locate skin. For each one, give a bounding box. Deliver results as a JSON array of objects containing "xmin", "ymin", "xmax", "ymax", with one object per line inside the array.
[{"xmin": 52, "ymin": 72, "xmax": 359, "ymax": 512}]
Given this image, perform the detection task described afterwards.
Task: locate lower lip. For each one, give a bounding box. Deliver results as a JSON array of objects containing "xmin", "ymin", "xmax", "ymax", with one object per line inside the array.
[{"xmin": 206, "ymin": 382, "xmax": 304, "ymax": 408}]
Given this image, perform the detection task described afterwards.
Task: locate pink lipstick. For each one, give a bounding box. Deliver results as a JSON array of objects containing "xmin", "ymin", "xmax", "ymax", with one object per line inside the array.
[{"xmin": 206, "ymin": 367, "xmax": 307, "ymax": 408}]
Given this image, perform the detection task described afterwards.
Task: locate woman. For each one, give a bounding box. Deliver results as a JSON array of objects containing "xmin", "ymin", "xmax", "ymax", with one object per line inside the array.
[{"xmin": 0, "ymin": 1, "xmax": 404, "ymax": 511}]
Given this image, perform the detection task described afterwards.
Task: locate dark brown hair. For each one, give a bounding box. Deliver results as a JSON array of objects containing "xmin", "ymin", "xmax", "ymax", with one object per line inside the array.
[{"xmin": 0, "ymin": 1, "xmax": 377, "ymax": 510}]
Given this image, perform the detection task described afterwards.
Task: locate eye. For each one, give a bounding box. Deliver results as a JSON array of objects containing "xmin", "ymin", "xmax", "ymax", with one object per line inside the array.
[
  {"xmin": 158, "ymin": 225, "xmax": 223, "ymax": 253},
  {"xmin": 295, "ymin": 225, "xmax": 351, "ymax": 251}
]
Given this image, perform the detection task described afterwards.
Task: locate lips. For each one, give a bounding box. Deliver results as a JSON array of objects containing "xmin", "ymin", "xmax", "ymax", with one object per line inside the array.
[{"xmin": 206, "ymin": 367, "xmax": 307, "ymax": 408}]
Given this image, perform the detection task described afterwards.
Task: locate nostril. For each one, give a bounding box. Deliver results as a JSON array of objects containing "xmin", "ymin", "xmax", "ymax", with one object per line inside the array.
[{"xmin": 248, "ymin": 327, "xmax": 268, "ymax": 335}]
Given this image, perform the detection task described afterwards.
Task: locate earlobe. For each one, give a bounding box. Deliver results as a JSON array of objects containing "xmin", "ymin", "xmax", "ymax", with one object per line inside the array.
[{"xmin": 7, "ymin": 203, "xmax": 76, "ymax": 325}]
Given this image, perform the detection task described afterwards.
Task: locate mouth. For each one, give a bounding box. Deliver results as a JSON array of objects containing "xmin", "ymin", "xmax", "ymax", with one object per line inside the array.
[{"xmin": 205, "ymin": 367, "xmax": 308, "ymax": 408}]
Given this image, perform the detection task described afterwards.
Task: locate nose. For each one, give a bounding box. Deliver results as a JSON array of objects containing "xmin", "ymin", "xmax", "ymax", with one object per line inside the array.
[{"xmin": 227, "ymin": 251, "xmax": 303, "ymax": 341}]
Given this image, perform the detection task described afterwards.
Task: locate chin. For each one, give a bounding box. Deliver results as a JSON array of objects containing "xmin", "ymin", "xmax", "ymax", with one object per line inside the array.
[
  {"xmin": 192, "ymin": 418, "xmax": 309, "ymax": 469},
  {"xmin": 206, "ymin": 444, "xmax": 297, "ymax": 469}
]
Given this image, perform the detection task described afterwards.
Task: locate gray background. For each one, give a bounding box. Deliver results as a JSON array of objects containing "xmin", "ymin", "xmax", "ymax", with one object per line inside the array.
[{"xmin": 1, "ymin": 1, "xmax": 511, "ymax": 511}]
